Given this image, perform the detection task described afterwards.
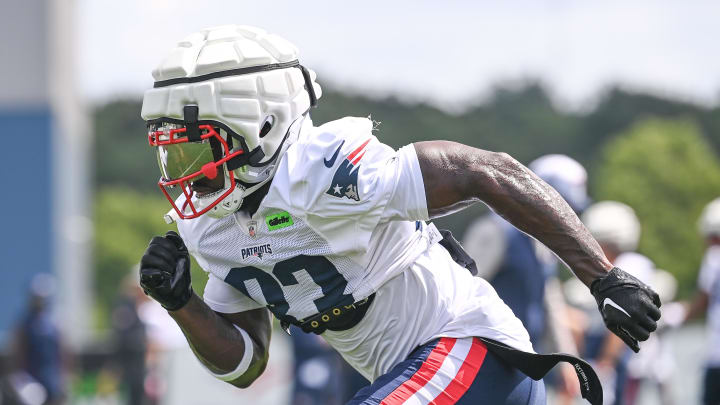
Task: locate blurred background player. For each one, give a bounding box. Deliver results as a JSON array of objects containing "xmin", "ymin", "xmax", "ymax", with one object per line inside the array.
[
  {"xmin": 289, "ymin": 327, "xmax": 344, "ymax": 405},
  {"xmin": 693, "ymin": 197, "xmax": 720, "ymax": 405},
  {"xmin": 565, "ymin": 201, "xmax": 677, "ymax": 405},
  {"xmin": 119, "ymin": 270, "xmax": 189, "ymax": 405},
  {"xmin": 289, "ymin": 326, "xmax": 368, "ymax": 405},
  {"xmin": 9, "ymin": 274, "xmax": 68, "ymax": 405},
  {"xmin": 136, "ymin": 275, "xmax": 188, "ymax": 405},
  {"xmin": 462, "ymin": 154, "xmax": 588, "ymax": 402},
  {"xmin": 666, "ymin": 197, "xmax": 720, "ymax": 405},
  {"xmin": 108, "ymin": 275, "xmax": 151, "ymax": 405}
]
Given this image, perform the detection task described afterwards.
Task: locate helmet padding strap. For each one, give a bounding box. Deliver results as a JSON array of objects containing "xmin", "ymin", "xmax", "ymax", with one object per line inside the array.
[
  {"xmin": 183, "ymin": 105, "xmax": 201, "ymax": 142},
  {"xmin": 153, "ymin": 61, "xmax": 300, "ymax": 88},
  {"xmin": 299, "ymin": 65, "xmax": 318, "ymax": 108},
  {"xmin": 226, "ymin": 150, "xmax": 251, "ymax": 171}
]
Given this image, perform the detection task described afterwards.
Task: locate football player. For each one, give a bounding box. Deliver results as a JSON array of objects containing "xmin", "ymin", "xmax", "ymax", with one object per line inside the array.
[
  {"xmin": 575, "ymin": 201, "xmax": 676, "ymax": 405},
  {"xmin": 138, "ymin": 25, "xmax": 661, "ymax": 405},
  {"xmin": 461, "ymin": 155, "xmax": 588, "ymax": 402},
  {"xmin": 692, "ymin": 197, "xmax": 720, "ymax": 405},
  {"xmin": 662, "ymin": 197, "xmax": 720, "ymax": 405}
]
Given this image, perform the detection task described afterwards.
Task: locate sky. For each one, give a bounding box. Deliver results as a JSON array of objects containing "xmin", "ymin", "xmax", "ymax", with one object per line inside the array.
[{"xmin": 78, "ymin": 0, "xmax": 720, "ymax": 111}]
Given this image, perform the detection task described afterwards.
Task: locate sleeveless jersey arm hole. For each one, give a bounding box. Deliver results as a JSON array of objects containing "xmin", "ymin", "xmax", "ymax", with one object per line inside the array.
[{"xmin": 203, "ymin": 273, "xmax": 265, "ymax": 314}]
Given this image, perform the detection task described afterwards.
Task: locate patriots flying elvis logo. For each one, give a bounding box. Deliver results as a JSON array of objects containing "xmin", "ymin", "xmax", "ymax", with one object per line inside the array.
[{"xmin": 325, "ymin": 139, "xmax": 371, "ymax": 201}]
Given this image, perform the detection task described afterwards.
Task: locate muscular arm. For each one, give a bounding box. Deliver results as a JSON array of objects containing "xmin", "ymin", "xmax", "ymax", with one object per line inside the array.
[
  {"xmin": 169, "ymin": 293, "xmax": 271, "ymax": 388},
  {"xmin": 415, "ymin": 141, "xmax": 612, "ymax": 287}
]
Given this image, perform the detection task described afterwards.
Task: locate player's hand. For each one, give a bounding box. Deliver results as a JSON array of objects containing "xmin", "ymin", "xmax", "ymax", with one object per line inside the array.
[
  {"xmin": 139, "ymin": 231, "xmax": 193, "ymax": 311},
  {"xmin": 590, "ymin": 267, "xmax": 661, "ymax": 352}
]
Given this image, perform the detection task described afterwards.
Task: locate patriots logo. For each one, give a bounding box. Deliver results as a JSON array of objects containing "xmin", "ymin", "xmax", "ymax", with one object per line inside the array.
[
  {"xmin": 241, "ymin": 244, "xmax": 273, "ymax": 260},
  {"xmin": 325, "ymin": 139, "xmax": 371, "ymax": 201}
]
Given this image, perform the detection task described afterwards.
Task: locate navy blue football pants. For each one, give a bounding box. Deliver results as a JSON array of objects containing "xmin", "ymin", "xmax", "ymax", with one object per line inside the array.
[
  {"xmin": 347, "ymin": 337, "xmax": 546, "ymax": 405},
  {"xmin": 704, "ymin": 366, "xmax": 720, "ymax": 405}
]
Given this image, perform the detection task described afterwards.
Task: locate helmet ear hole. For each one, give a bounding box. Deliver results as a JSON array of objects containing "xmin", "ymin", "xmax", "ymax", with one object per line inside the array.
[{"xmin": 259, "ymin": 116, "xmax": 274, "ymax": 138}]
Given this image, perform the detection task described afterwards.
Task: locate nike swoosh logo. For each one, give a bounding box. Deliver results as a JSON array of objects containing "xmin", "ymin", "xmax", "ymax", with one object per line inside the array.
[
  {"xmin": 324, "ymin": 140, "xmax": 345, "ymax": 167},
  {"xmin": 603, "ymin": 298, "xmax": 631, "ymax": 317}
]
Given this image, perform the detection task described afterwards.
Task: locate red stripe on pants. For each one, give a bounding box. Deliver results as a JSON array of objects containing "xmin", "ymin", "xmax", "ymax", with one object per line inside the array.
[
  {"xmin": 430, "ymin": 338, "xmax": 488, "ymax": 405},
  {"xmin": 380, "ymin": 338, "xmax": 457, "ymax": 404}
]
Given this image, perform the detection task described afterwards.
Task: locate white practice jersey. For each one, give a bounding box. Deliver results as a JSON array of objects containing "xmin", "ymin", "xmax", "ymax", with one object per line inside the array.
[
  {"xmin": 698, "ymin": 245, "xmax": 720, "ymax": 366},
  {"xmin": 177, "ymin": 116, "xmax": 532, "ymax": 381}
]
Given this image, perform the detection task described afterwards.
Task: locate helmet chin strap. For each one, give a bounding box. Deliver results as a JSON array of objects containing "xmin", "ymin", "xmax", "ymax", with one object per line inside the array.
[
  {"xmin": 200, "ymin": 174, "xmax": 245, "ymax": 219},
  {"xmin": 163, "ymin": 115, "xmax": 310, "ymax": 224}
]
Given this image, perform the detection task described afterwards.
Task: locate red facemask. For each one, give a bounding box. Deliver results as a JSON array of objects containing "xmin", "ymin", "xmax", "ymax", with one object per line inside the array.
[{"xmin": 148, "ymin": 123, "xmax": 245, "ymax": 219}]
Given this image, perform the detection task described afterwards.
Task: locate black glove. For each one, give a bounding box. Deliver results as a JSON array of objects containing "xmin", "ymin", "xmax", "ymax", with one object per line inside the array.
[
  {"xmin": 139, "ymin": 231, "xmax": 193, "ymax": 311},
  {"xmin": 590, "ymin": 267, "xmax": 661, "ymax": 352}
]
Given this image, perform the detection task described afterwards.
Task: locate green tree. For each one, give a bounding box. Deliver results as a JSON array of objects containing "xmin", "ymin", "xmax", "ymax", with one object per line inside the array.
[
  {"xmin": 594, "ymin": 118, "xmax": 720, "ymax": 295},
  {"xmin": 94, "ymin": 187, "xmax": 208, "ymax": 325},
  {"xmin": 93, "ymin": 101, "xmax": 157, "ymax": 192}
]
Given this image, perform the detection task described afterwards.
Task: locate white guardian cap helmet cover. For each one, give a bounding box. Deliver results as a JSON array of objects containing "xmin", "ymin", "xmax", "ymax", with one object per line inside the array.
[
  {"xmin": 141, "ymin": 25, "xmax": 322, "ymax": 220},
  {"xmin": 582, "ymin": 201, "xmax": 642, "ymax": 253},
  {"xmin": 699, "ymin": 197, "xmax": 720, "ymax": 238},
  {"xmin": 529, "ymin": 154, "xmax": 589, "ymax": 213}
]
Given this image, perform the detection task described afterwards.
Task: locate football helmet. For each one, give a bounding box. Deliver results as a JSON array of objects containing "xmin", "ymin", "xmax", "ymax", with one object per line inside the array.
[
  {"xmin": 141, "ymin": 25, "xmax": 321, "ymax": 220},
  {"xmin": 699, "ymin": 197, "xmax": 720, "ymax": 238},
  {"xmin": 529, "ymin": 154, "xmax": 589, "ymax": 213},
  {"xmin": 582, "ymin": 201, "xmax": 641, "ymax": 253}
]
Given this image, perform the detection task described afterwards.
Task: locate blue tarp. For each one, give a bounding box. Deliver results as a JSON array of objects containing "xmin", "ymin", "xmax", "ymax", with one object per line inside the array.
[{"xmin": 0, "ymin": 107, "xmax": 53, "ymax": 347}]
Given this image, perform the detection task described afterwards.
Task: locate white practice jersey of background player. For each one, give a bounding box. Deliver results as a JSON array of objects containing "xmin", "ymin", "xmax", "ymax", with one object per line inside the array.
[
  {"xmin": 698, "ymin": 244, "xmax": 720, "ymax": 367},
  {"xmin": 175, "ymin": 115, "xmax": 532, "ymax": 381}
]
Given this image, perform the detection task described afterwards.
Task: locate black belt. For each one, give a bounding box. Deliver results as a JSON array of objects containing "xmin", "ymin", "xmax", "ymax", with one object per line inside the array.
[{"xmin": 281, "ymin": 293, "xmax": 375, "ymax": 335}]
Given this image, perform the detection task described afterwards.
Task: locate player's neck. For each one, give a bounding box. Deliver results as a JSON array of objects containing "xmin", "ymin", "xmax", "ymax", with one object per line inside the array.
[{"xmin": 238, "ymin": 181, "xmax": 272, "ymax": 217}]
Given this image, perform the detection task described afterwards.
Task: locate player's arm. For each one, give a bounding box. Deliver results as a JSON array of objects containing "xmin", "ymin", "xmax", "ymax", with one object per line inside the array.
[
  {"xmin": 414, "ymin": 141, "xmax": 661, "ymax": 351},
  {"xmin": 169, "ymin": 296, "xmax": 271, "ymax": 388},
  {"xmin": 139, "ymin": 231, "xmax": 270, "ymax": 388},
  {"xmin": 415, "ymin": 141, "xmax": 609, "ymax": 286}
]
